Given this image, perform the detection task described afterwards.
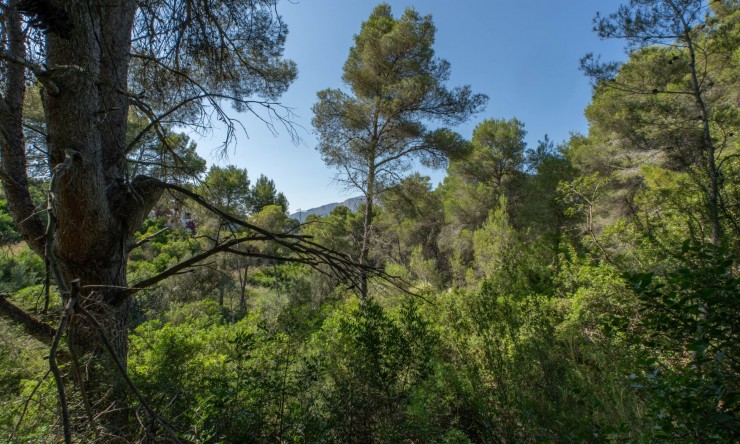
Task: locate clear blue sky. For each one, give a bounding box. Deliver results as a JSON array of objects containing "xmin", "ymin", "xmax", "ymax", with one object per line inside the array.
[{"xmin": 192, "ymin": 0, "xmax": 627, "ymax": 213}]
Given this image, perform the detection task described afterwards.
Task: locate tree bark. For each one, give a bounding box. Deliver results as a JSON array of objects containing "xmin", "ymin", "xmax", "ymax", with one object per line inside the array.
[
  {"xmin": 35, "ymin": 1, "xmax": 157, "ymax": 436},
  {"xmin": 0, "ymin": 0, "xmax": 46, "ymax": 255},
  {"xmin": 359, "ymin": 166, "xmax": 375, "ymax": 298},
  {"xmin": 0, "ymin": 0, "xmax": 296, "ymax": 439},
  {"xmin": 239, "ymin": 264, "xmax": 249, "ymax": 310}
]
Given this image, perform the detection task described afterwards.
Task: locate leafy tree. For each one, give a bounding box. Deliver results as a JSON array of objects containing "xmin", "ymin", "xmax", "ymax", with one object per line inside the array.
[
  {"xmin": 0, "ymin": 0, "xmax": 361, "ymax": 439},
  {"xmin": 582, "ymin": 0, "xmax": 739, "ymax": 245},
  {"xmin": 624, "ymin": 242, "xmax": 739, "ymax": 441},
  {"xmin": 312, "ymin": 3, "xmax": 486, "ymax": 295},
  {"xmin": 435, "ymin": 118, "xmax": 529, "ymax": 283},
  {"xmin": 519, "ymin": 136, "xmax": 575, "ymax": 252},
  {"xmin": 473, "ymin": 197, "xmax": 519, "ymax": 280},
  {"xmin": 376, "ymin": 174, "xmax": 443, "ymax": 266},
  {"xmin": 202, "ymin": 165, "xmax": 252, "ymax": 217},
  {"xmin": 441, "ymin": 118, "xmax": 527, "ymax": 232},
  {"xmin": 463, "ymin": 118, "xmax": 526, "ymax": 191},
  {"xmin": 250, "ymin": 174, "xmax": 289, "ymax": 214},
  {"xmin": 302, "ymin": 206, "xmax": 366, "ymax": 275}
]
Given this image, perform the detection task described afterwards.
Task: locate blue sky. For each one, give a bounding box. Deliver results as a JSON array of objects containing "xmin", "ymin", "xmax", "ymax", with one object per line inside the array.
[{"xmin": 192, "ymin": 0, "xmax": 627, "ymax": 212}]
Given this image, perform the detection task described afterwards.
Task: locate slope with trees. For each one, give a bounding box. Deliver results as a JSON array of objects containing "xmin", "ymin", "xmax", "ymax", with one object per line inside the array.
[
  {"xmin": 0, "ymin": 0, "xmax": 361, "ymax": 439},
  {"xmin": 0, "ymin": 1, "xmax": 737, "ymax": 443}
]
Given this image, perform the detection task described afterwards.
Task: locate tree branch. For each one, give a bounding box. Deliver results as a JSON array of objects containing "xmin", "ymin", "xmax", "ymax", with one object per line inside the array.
[
  {"xmin": 0, "ymin": 293, "xmax": 55, "ymax": 345},
  {"xmin": 129, "ymin": 227, "xmax": 169, "ymax": 251},
  {"xmin": 49, "ymin": 279, "xmax": 79, "ymax": 444},
  {"xmin": 125, "ymin": 234, "xmax": 272, "ymax": 297}
]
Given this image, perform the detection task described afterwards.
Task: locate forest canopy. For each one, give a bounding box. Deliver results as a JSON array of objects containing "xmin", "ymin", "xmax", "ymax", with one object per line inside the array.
[{"xmin": 0, "ymin": 0, "xmax": 737, "ymax": 443}]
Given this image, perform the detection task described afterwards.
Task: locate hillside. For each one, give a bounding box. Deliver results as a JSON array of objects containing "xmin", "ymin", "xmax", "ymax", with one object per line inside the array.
[{"xmin": 289, "ymin": 196, "xmax": 364, "ymax": 221}]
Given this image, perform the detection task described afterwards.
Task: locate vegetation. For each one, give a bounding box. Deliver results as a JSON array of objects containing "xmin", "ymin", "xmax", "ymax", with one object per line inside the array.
[
  {"xmin": 313, "ymin": 4, "xmax": 486, "ymax": 296},
  {"xmin": 0, "ymin": 0, "xmax": 737, "ymax": 443}
]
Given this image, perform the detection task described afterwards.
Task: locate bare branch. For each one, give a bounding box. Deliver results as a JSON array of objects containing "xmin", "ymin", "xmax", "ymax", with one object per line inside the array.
[
  {"xmin": 115, "ymin": 180, "xmax": 413, "ymax": 301},
  {"xmin": 125, "ymin": 234, "xmax": 272, "ymax": 296},
  {"xmin": 129, "ymin": 227, "xmax": 169, "ymax": 251},
  {"xmin": 49, "ymin": 279, "xmax": 79, "ymax": 444},
  {"xmin": 0, "ymin": 49, "xmax": 60, "ymax": 95}
]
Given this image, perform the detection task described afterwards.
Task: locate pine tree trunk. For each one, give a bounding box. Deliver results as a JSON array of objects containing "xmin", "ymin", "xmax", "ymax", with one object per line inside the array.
[
  {"xmin": 239, "ymin": 264, "xmax": 249, "ymax": 310},
  {"xmin": 678, "ymin": 5, "xmax": 721, "ymax": 245},
  {"xmin": 359, "ymin": 168, "xmax": 375, "ymax": 298},
  {"xmin": 37, "ymin": 3, "xmax": 158, "ymax": 436},
  {"xmin": 67, "ymin": 287, "xmax": 132, "ymax": 436}
]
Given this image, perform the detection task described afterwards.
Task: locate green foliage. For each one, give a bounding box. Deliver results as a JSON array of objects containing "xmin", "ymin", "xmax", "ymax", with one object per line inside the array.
[
  {"xmin": 441, "ymin": 117, "xmax": 527, "ymax": 232},
  {"xmin": 297, "ymin": 297, "xmax": 438, "ymax": 443},
  {"xmin": 202, "ymin": 165, "xmax": 252, "ymax": 217},
  {"xmin": 473, "ymin": 197, "xmax": 518, "ymax": 279},
  {"xmin": 0, "ymin": 317, "xmax": 56, "ymax": 443},
  {"xmin": 624, "ymin": 241, "xmax": 739, "ymax": 441},
  {"xmin": 0, "ymin": 2, "xmax": 736, "ymax": 443},
  {"xmin": 376, "ymin": 174, "xmax": 444, "ymax": 274},
  {"xmin": 312, "ymin": 4, "xmax": 485, "ymax": 276},
  {"xmin": 250, "ymin": 174, "xmax": 289, "ymax": 214},
  {"xmin": 129, "ymin": 128, "xmax": 207, "ymax": 184},
  {"xmin": 0, "ymin": 199, "xmax": 20, "ymax": 244},
  {"xmin": 0, "ymin": 245, "xmax": 44, "ymax": 294}
]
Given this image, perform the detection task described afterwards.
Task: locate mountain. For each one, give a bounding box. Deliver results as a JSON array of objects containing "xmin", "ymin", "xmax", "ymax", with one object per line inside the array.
[{"xmin": 289, "ymin": 196, "xmax": 364, "ymax": 221}]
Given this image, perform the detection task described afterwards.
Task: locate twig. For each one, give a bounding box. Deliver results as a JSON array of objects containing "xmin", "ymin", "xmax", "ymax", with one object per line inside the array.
[
  {"xmin": 129, "ymin": 227, "xmax": 169, "ymax": 250},
  {"xmin": 8, "ymin": 368, "xmax": 51, "ymax": 442},
  {"xmin": 69, "ymin": 346, "xmax": 100, "ymax": 440},
  {"xmin": 49, "ymin": 279, "xmax": 80, "ymax": 444}
]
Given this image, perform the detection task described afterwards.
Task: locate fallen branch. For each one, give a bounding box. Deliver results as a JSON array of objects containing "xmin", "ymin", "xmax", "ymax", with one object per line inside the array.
[{"xmin": 0, "ymin": 293, "xmax": 55, "ymax": 345}]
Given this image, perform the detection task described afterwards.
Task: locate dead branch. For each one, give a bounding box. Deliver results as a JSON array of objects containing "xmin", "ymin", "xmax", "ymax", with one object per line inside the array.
[
  {"xmin": 117, "ymin": 181, "xmax": 412, "ymax": 302},
  {"xmin": 0, "ymin": 293, "xmax": 55, "ymax": 345},
  {"xmin": 49, "ymin": 279, "xmax": 79, "ymax": 444},
  {"xmin": 129, "ymin": 227, "xmax": 169, "ymax": 251},
  {"xmin": 124, "ymin": 234, "xmax": 273, "ymax": 297},
  {"xmin": 69, "ymin": 346, "xmax": 100, "ymax": 440}
]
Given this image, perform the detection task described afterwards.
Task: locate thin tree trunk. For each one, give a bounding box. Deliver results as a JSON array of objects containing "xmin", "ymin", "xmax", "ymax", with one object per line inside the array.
[
  {"xmin": 676, "ymin": 3, "xmax": 721, "ymax": 245},
  {"xmin": 359, "ymin": 167, "xmax": 375, "ymax": 298},
  {"xmin": 239, "ymin": 264, "xmax": 249, "ymax": 310},
  {"xmin": 0, "ymin": 0, "xmax": 46, "ymax": 255}
]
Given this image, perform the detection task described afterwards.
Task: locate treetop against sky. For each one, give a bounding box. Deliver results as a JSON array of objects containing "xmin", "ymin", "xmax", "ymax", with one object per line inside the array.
[{"xmin": 191, "ymin": 0, "xmax": 626, "ymax": 212}]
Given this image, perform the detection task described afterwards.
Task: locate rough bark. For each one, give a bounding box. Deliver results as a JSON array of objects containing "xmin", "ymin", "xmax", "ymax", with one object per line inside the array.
[
  {"xmin": 20, "ymin": 1, "xmax": 159, "ymax": 436},
  {"xmin": 359, "ymin": 171, "xmax": 374, "ymax": 298},
  {"xmin": 0, "ymin": 0, "xmax": 46, "ymax": 255},
  {"xmin": 0, "ymin": 0, "xmax": 306, "ymax": 439}
]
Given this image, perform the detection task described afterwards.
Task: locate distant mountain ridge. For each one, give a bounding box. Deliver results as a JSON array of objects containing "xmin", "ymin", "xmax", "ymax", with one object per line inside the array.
[{"xmin": 290, "ymin": 196, "xmax": 364, "ymax": 221}]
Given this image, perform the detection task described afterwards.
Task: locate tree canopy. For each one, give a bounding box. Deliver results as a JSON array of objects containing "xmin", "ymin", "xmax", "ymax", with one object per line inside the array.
[
  {"xmin": 313, "ymin": 3, "xmax": 486, "ymax": 294},
  {"xmin": 0, "ymin": 1, "xmax": 737, "ymax": 443}
]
